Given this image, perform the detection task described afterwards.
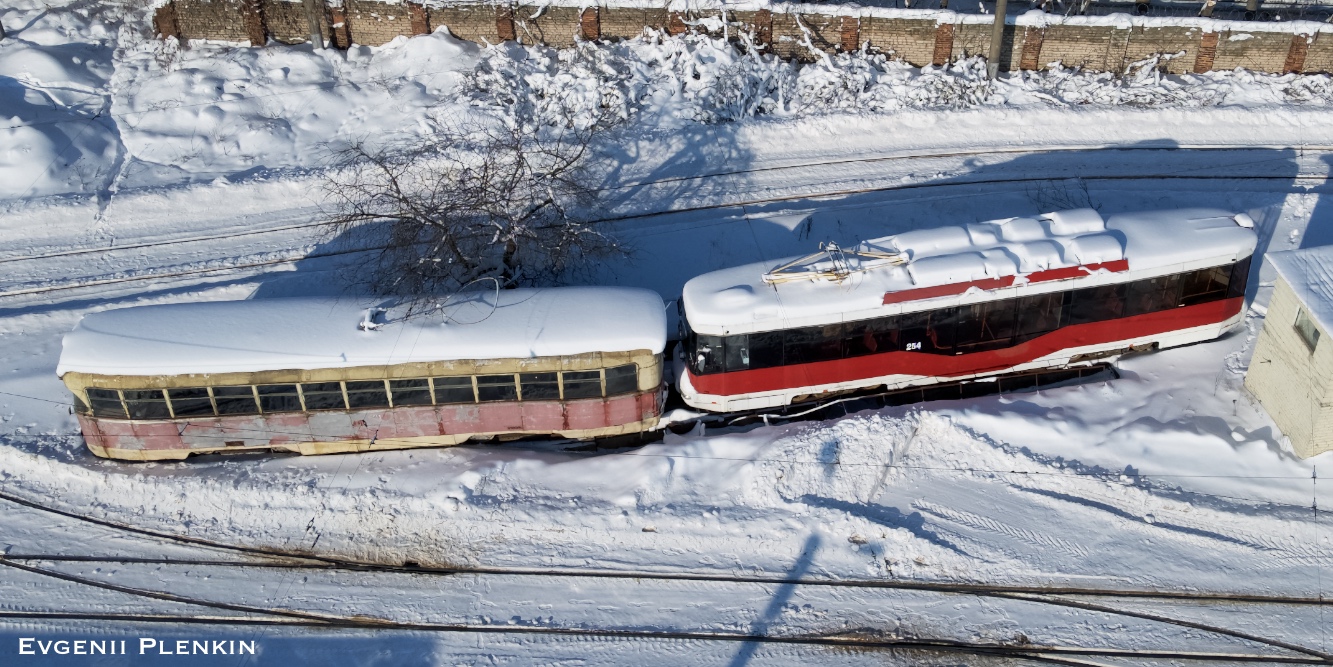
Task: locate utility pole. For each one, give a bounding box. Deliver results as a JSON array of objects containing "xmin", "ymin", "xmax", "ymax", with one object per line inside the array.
[
  {"xmin": 302, "ymin": 0, "xmax": 325, "ymax": 49},
  {"xmin": 986, "ymin": 0, "xmax": 1008, "ymax": 79}
]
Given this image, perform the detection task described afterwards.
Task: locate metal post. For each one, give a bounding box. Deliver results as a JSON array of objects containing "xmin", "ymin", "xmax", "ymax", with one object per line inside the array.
[
  {"xmin": 986, "ymin": 0, "xmax": 1008, "ymax": 79},
  {"xmin": 302, "ymin": 0, "xmax": 325, "ymax": 49}
]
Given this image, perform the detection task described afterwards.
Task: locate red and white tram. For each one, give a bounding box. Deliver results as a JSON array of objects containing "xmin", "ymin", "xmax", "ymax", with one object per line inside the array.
[
  {"xmin": 58, "ymin": 287, "xmax": 666, "ymax": 460},
  {"xmin": 677, "ymin": 208, "xmax": 1257, "ymax": 412}
]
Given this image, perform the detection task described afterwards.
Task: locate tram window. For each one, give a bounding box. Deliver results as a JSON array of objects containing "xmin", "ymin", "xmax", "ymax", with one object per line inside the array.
[
  {"xmin": 1126, "ymin": 274, "xmax": 1182, "ymax": 317},
  {"xmin": 694, "ymin": 335, "xmax": 725, "ymax": 375},
  {"xmin": 562, "ymin": 370, "xmax": 603, "ymax": 400},
  {"xmin": 605, "ymin": 364, "xmax": 639, "ymax": 396},
  {"xmin": 897, "ymin": 311, "xmax": 933, "ymax": 353},
  {"xmin": 748, "ymin": 330, "xmax": 785, "ymax": 369},
  {"xmin": 167, "ymin": 387, "xmax": 214, "ymax": 417},
  {"xmin": 520, "ymin": 372, "xmax": 560, "ymax": 401},
  {"xmin": 213, "ymin": 386, "xmax": 259, "ymax": 415},
  {"xmin": 1068, "ymin": 284, "xmax": 1126, "ymax": 325},
  {"xmin": 955, "ymin": 299, "xmax": 1018, "ymax": 353},
  {"xmin": 301, "ymin": 382, "xmax": 347, "ymax": 411},
  {"xmin": 72, "ymin": 392, "xmax": 89, "ymax": 415},
  {"xmin": 1180, "ymin": 265, "xmax": 1230, "ymax": 306},
  {"xmin": 389, "ymin": 379, "xmax": 433, "ymax": 406},
  {"xmin": 87, "ymin": 388, "xmax": 127, "ymax": 419},
  {"xmin": 346, "ymin": 380, "xmax": 391, "ymax": 409},
  {"xmin": 724, "ymin": 335, "xmax": 750, "ymax": 372},
  {"xmin": 1015, "ymin": 292, "xmax": 1064, "ymax": 340},
  {"xmin": 476, "ymin": 375, "xmax": 518, "ymax": 402},
  {"xmin": 123, "ymin": 389, "xmax": 171, "ymax": 420},
  {"xmin": 844, "ymin": 316, "xmax": 897, "ymax": 357},
  {"xmin": 257, "ymin": 384, "xmax": 301, "ymax": 413},
  {"xmin": 784, "ymin": 324, "xmax": 843, "ymax": 364},
  {"xmin": 925, "ymin": 307, "xmax": 958, "ymax": 352},
  {"xmin": 434, "ymin": 377, "xmax": 476, "ymax": 404},
  {"xmin": 1228, "ymin": 258, "xmax": 1250, "ymax": 299}
]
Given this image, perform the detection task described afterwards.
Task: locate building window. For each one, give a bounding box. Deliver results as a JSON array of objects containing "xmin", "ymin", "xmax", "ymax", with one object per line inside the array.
[{"xmin": 1295, "ymin": 307, "xmax": 1321, "ymax": 352}]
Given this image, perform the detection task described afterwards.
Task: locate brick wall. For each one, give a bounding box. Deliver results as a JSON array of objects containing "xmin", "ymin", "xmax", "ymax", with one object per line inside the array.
[{"xmin": 156, "ymin": 1, "xmax": 1333, "ymax": 76}]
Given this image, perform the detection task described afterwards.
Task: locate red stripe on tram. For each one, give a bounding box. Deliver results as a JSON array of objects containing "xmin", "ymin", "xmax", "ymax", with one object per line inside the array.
[
  {"xmin": 881, "ymin": 260, "xmax": 1131, "ymax": 306},
  {"xmin": 687, "ymin": 297, "xmax": 1241, "ymax": 398}
]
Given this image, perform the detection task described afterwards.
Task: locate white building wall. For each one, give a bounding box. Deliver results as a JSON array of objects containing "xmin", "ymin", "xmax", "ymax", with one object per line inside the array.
[{"xmin": 1245, "ymin": 275, "xmax": 1333, "ymax": 458}]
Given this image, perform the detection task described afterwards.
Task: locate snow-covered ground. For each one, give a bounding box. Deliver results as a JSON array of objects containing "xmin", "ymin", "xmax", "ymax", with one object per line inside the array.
[{"xmin": 4, "ymin": 1, "xmax": 1333, "ymax": 665}]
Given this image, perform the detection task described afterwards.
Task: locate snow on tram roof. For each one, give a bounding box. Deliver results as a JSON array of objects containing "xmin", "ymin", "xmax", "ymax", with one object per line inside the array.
[
  {"xmin": 683, "ymin": 208, "xmax": 1258, "ymax": 336},
  {"xmin": 58, "ymin": 287, "xmax": 667, "ymax": 377}
]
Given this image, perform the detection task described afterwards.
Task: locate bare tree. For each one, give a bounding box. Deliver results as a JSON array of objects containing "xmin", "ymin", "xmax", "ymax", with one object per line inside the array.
[{"xmin": 321, "ymin": 119, "xmax": 623, "ymax": 298}]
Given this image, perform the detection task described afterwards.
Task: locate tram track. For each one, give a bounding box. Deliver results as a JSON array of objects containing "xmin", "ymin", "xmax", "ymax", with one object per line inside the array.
[
  {"xmin": 2, "ymin": 143, "xmax": 1329, "ymax": 301},
  {"xmin": 1, "ymin": 557, "xmax": 1328, "ymax": 666},
  {"xmin": 3, "ymin": 487, "xmax": 1332, "ymax": 663}
]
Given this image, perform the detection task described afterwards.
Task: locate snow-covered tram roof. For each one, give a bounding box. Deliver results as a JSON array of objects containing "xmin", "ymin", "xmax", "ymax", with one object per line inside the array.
[
  {"xmin": 683, "ymin": 208, "xmax": 1258, "ymax": 336},
  {"xmin": 58, "ymin": 287, "xmax": 667, "ymax": 377}
]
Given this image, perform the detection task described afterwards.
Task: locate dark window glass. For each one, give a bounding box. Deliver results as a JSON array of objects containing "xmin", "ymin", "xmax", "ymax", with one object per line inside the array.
[
  {"xmin": 562, "ymin": 370, "xmax": 602, "ymax": 400},
  {"xmin": 1068, "ymin": 284, "xmax": 1126, "ymax": 325},
  {"xmin": 724, "ymin": 334, "xmax": 750, "ymax": 372},
  {"xmin": 167, "ymin": 387, "xmax": 214, "ymax": 417},
  {"xmin": 1180, "ymin": 266, "xmax": 1230, "ymax": 306},
  {"xmin": 1228, "ymin": 257, "xmax": 1251, "ymax": 299},
  {"xmin": 257, "ymin": 384, "xmax": 301, "ymax": 413},
  {"xmin": 844, "ymin": 317, "xmax": 897, "ymax": 357},
  {"xmin": 1125, "ymin": 274, "xmax": 1182, "ymax": 317},
  {"xmin": 925, "ymin": 307, "xmax": 958, "ymax": 353},
  {"xmin": 693, "ymin": 335, "xmax": 724, "ymax": 375},
  {"xmin": 389, "ymin": 379, "xmax": 433, "ymax": 406},
  {"xmin": 72, "ymin": 392, "xmax": 89, "ymax": 415},
  {"xmin": 87, "ymin": 388, "xmax": 126, "ymax": 419},
  {"xmin": 606, "ymin": 364, "xmax": 639, "ymax": 396},
  {"xmin": 1015, "ymin": 292, "xmax": 1065, "ymax": 340},
  {"xmin": 476, "ymin": 374, "xmax": 517, "ymax": 402},
  {"xmin": 301, "ymin": 382, "xmax": 346, "ymax": 411},
  {"xmin": 434, "ymin": 377, "xmax": 476, "ymax": 404},
  {"xmin": 520, "ymin": 372, "xmax": 560, "ymax": 401},
  {"xmin": 345, "ymin": 380, "xmax": 390, "ymax": 409},
  {"xmin": 213, "ymin": 386, "xmax": 259, "ymax": 415},
  {"xmin": 784, "ymin": 324, "xmax": 843, "ymax": 364},
  {"xmin": 956, "ymin": 299, "xmax": 1018, "ymax": 353},
  {"xmin": 748, "ymin": 330, "xmax": 785, "ymax": 369},
  {"xmin": 123, "ymin": 389, "xmax": 171, "ymax": 420},
  {"xmin": 897, "ymin": 310, "xmax": 935, "ymax": 353}
]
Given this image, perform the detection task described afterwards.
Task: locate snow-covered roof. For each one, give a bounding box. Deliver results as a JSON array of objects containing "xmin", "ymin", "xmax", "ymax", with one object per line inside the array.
[
  {"xmin": 1268, "ymin": 246, "xmax": 1333, "ymax": 336},
  {"xmin": 57, "ymin": 287, "xmax": 667, "ymax": 377},
  {"xmin": 683, "ymin": 208, "xmax": 1257, "ymax": 336}
]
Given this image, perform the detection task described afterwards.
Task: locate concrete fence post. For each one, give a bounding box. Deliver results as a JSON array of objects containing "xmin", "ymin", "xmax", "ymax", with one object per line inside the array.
[
  {"xmin": 302, "ymin": 0, "xmax": 325, "ymax": 48},
  {"xmin": 986, "ymin": 0, "xmax": 1009, "ymax": 79}
]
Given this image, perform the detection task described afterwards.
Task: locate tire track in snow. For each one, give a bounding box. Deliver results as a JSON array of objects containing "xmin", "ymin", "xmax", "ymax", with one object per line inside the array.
[{"xmin": 910, "ymin": 500, "xmax": 1091, "ymax": 559}]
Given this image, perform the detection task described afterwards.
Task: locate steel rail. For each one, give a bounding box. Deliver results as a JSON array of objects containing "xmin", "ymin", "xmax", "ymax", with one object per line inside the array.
[{"xmin": 0, "ymin": 559, "xmax": 1326, "ymax": 665}]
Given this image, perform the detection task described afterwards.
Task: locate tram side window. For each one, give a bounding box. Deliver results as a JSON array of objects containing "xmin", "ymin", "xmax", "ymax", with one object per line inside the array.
[
  {"xmin": 605, "ymin": 364, "xmax": 639, "ymax": 396},
  {"xmin": 955, "ymin": 299, "xmax": 1018, "ymax": 353},
  {"xmin": 123, "ymin": 389, "xmax": 170, "ymax": 420},
  {"xmin": 476, "ymin": 374, "xmax": 518, "ymax": 402},
  {"xmin": 1228, "ymin": 257, "xmax": 1251, "ymax": 299},
  {"xmin": 1015, "ymin": 292, "xmax": 1064, "ymax": 341},
  {"xmin": 693, "ymin": 334, "xmax": 725, "ymax": 375},
  {"xmin": 346, "ymin": 380, "xmax": 391, "ymax": 409},
  {"xmin": 167, "ymin": 387, "xmax": 214, "ymax": 417},
  {"xmin": 389, "ymin": 379, "xmax": 433, "ymax": 406},
  {"xmin": 301, "ymin": 382, "xmax": 347, "ymax": 410},
  {"xmin": 257, "ymin": 384, "xmax": 301, "ymax": 413},
  {"xmin": 1067, "ymin": 284, "xmax": 1126, "ymax": 326},
  {"xmin": 784, "ymin": 324, "xmax": 844, "ymax": 365},
  {"xmin": 213, "ymin": 386, "xmax": 258, "ymax": 415},
  {"xmin": 724, "ymin": 334, "xmax": 750, "ymax": 372},
  {"xmin": 562, "ymin": 370, "xmax": 603, "ymax": 399},
  {"xmin": 87, "ymin": 388, "xmax": 127, "ymax": 419},
  {"xmin": 434, "ymin": 377, "xmax": 476, "ymax": 404},
  {"xmin": 1180, "ymin": 265, "xmax": 1230, "ymax": 307},
  {"xmin": 844, "ymin": 316, "xmax": 897, "ymax": 357},
  {"xmin": 748, "ymin": 331, "xmax": 785, "ymax": 370},
  {"xmin": 1125, "ymin": 274, "xmax": 1182, "ymax": 317},
  {"xmin": 520, "ymin": 372, "xmax": 560, "ymax": 401}
]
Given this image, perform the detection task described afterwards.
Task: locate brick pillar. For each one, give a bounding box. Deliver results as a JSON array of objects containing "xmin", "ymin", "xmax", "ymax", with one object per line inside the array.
[
  {"xmin": 153, "ymin": 1, "xmax": 182, "ymax": 40},
  {"xmin": 497, "ymin": 5, "xmax": 516, "ymax": 41},
  {"xmin": 1285, "ymin": 33, "xmax": 1311, "ymax": 74},
  {"xmin": 239, "ymin": 0, "xmax": 268, "ymax": 46},
  {"xmin": 668, "ymin": 12, "xmax": 688, "ymax": 36},
  {"xmin": 838, "ymin": 16, "xmax": 860, "ymax": 52},
  {"xmin": 754, "ymin": 9, "xmax": 772, "ymax": 51},
  {"xmin": 1194, "ymin": 31, "xmax": 1219, "ymax": 73},
  {"xmin": 328, "ymin": 5, "xmax": 351, "ymax": 49},
  {"xmin": 932, "ymin": 23, "xmax": 955, "ymax": 66},
  {"xmin": 580, "ymin": 7, "xmax": 599, "ymax": 41},
  {"xmin": 407, "ymin": 2, "xmax": 429, "ymax": 36},
  {"xmin": 1019, "ymin": 27, "xmax": 1045, "ymax": 71}
]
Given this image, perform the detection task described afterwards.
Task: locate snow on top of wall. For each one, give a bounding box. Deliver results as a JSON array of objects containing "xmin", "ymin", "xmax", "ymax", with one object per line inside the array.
[
  {"xmin": 56, "ymin": 287, "xmax": 667, "ymax": 377},
  {"xmin": 683, "ymin": 208, "xmax": 1257, "ymax": 335},
  {"xmin": 1267, "ymin": 246, "xmax": 1333, "ymax": 335}
]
